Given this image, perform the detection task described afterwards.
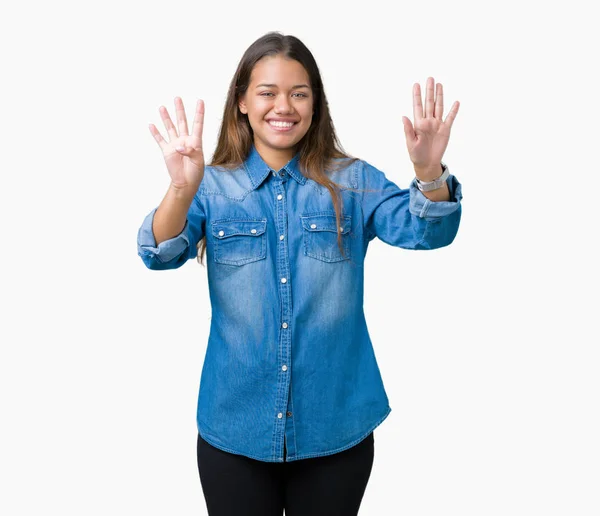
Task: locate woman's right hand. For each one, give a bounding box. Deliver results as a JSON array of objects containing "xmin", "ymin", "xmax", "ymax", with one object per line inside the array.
[{"xmin": 149, "ymin": 97, "xmax": 205, "ymax": 191}]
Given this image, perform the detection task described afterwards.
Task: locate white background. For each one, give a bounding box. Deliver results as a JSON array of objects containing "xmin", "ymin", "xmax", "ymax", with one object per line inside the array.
[{"xmin": 1, "ymin": 0, "xmax": 598, "ymax": 514}]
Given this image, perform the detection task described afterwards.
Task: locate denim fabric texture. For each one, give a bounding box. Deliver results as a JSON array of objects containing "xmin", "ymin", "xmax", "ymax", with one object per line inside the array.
[{"xmin": 137, "ymin": 144, "xmax": 463, "ymax": 462}]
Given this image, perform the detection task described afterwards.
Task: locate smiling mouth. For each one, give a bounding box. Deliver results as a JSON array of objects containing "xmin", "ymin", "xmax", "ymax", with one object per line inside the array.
[{"xmin": 267, "ymin": 120, "xmax": 297, "ymax": 132}]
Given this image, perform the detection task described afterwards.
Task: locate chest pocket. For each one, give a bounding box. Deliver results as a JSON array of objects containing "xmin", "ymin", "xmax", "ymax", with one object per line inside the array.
[
  {"xmin": 211, "ymin": 218, "xmax": 267, "ymax": 266},
  {"xmin": 301, "ymin": 212, "xmax": 352, "ymax": 263}
]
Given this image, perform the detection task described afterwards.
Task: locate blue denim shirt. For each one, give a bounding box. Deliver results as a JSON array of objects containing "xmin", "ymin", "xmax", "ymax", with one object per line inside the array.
[{"xmin": 137, "ymin": 144, "xmax": 463, "ymax": 462}]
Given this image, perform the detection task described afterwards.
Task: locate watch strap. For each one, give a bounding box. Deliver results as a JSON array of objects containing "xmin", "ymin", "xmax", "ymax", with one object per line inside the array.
[{"xmin": 415, "ymin": 162, "xmax": 449, "ymax": 192}]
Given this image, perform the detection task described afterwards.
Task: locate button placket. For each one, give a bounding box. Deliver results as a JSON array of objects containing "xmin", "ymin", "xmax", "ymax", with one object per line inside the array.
[{"xmin": 274, "ymin": 171, "xmax": 292, "ymax": 457}]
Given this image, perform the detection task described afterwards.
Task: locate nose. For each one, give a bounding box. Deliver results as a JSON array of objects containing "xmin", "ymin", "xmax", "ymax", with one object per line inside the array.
[{"xmin": 274, "ymin": 94, "xmax": 293, "ymax": 114}]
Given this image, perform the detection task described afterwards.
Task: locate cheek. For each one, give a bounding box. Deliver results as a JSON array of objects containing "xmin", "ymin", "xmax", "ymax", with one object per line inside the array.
[
  {"xmin": 255, "ymin": 98, "xmax": 272, "ymax": 110},
  {"xmin": 246, "ymin": 99, "xmax": 266, "ymax": 115},
  {"xmin": 302, "ymin": 101, "xmax": 314, "ymax": 117},
  {"xmin": 302, "ymin": 107, "xmax": 314, "ymax": 122}
]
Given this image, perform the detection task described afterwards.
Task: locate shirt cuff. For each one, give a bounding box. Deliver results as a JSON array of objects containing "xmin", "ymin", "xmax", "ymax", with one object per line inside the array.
[
  {"xmin": 409, "ymin": 174, "xmax": 463, "ymax": 220},
  {"xmin": 137, "ymin": 207, "xmax": 190, "ymax": 264}
]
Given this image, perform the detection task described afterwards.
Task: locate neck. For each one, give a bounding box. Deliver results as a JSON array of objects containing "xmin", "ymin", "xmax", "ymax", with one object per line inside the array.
[{"xmin": 255, "ymin": 140, "xmax": 295, "ymax": 171}]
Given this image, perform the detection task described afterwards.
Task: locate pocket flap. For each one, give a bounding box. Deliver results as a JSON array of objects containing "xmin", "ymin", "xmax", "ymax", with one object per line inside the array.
[
  {"xmin": 301, "ymin": 213, "xmax": 351, "ymax": 234},
  {"xmin": 211, "ymin": 219, "xmax": 267, "ymax": 239}
]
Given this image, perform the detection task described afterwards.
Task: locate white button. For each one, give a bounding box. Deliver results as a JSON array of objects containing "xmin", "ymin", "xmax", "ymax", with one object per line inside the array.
[
  {"xmin": 277, "ymin": 194, "xmax": 283, "ymax": 200},
  {"xmin": 272, "ymin": 171, "xmax": 276, "ymax": 176},
  {"xmin": 218, "ymin": 230, "xmax": 224, "ymax": 236},
  {"xmin": 277, "ymin": 412, "xmax": 283, "ymax": 419},
  {"xmin": 282, "ymin": 322, "xmax": 288, "ymax": 328},
  {"xmin": 310, "ymin": 223, "xmax": 317, "ymax": 229},
  {"xmin": 282, "ymin": 365, "xmax": 288, "ymax": 371},
  {"xmin": 251, "ymin": 229, "xmax": 257, "ymax": 234},
  {"xmin": 281, "ymin": 278, "xmax": 287, "ymax": 283},
  {"xmin": 280, "ymin": 235, "xmax": 284, "ymax": 240},
  {"xmin": 339, "ymin": 227, "xmax": 343, "ymax": 232}
]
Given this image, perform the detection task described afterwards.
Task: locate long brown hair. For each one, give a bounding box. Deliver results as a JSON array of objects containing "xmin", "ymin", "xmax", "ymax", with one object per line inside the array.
[{"xmin": 197, "ymin": 31, "xmax": 360, "ymax": 265}]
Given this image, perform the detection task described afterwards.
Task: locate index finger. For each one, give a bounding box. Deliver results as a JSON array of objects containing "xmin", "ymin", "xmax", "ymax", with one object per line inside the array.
[
  {"xmin": 413, "ymin": 82, "xmax": 424, "ymax": 121},
  {"xmin": 192, "ymin": 99, "xmax": 205, "ymax": 142}
]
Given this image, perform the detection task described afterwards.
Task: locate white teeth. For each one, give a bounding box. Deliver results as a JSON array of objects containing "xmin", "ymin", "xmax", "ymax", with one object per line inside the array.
[{"xmin": 269, "ymin": 121, "xmax": 295, "ymax": 128}]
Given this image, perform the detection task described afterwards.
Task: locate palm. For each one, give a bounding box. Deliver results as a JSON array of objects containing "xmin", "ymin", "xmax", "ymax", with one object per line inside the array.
[
  {"xmin": 163, "ymin": 133, "xmax": 204, "ymax": 186},
  {"xmin": 408, "ymin": 116, "xmax": 450, "ymax": 167}
]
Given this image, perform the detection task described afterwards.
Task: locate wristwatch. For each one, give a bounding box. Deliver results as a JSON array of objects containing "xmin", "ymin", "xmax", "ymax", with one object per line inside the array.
[{"xmin": 415, "ymin": 162, "xmax": 449, "ymax": 192}]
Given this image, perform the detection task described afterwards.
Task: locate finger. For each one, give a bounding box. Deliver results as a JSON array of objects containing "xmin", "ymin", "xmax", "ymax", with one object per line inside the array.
[
  {"xmin": 191, "ymin": 99, "xmax": 205, "ymax": 145},
  {"xmin": 413, "ymin": 83, "xmax": 423, "ymax": 121},
  {"xmin": 425, "ymin": 77, "xmax": 435, "ymax": 118},
  {"xmin": 435, "ymin": 83, "xmax": 444, "ymax": 122},
  {"xmin": 159, "ymin": 105, "xmax": 179, "ymax": 142},
  {"xmin": 148, "ymin": 123, "xmax": 168, "ymax": 152},
  {"xmin": 175, "ymin": 97, "xmax": 189, "ymax": 136},
  {"xmin": 443, "ymin": 101, "xmax": 460, "ymax": 129}
]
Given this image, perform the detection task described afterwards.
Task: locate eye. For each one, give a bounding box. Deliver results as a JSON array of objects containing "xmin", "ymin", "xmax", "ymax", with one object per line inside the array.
[{"xmin": 259, "ymin": 92, "xmax": 308, "ymax": 98}]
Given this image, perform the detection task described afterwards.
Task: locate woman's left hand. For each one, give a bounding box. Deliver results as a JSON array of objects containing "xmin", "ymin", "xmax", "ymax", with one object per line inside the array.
[{"xmin": 402, "ymin": 77, "xmax": 460, "ymax": 181}]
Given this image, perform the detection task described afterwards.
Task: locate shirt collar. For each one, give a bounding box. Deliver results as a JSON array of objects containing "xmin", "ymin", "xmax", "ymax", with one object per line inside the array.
[{"xmin": 244, "ymin": 143, "xmax": 307, "ymax": 189}]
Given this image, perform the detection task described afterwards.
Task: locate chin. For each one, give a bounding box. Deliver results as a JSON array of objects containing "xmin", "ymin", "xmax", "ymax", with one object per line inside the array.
[
  {"xmin": 262, "ymin": 133, "xmax": 301, "ymax": 147},
  {"xmin": 267, "ymin": 140, "xmax": 299, "ymax": 151}
]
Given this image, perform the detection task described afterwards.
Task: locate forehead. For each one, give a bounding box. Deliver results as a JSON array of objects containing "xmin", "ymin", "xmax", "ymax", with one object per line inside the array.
[{"xmin": 249, "ymin": 55, "xmax": 310, "ymax": 85}]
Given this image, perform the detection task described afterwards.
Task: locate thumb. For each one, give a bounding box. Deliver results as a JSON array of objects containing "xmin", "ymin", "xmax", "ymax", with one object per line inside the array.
[
  {"xmin": 175, "ymin": 145, "xmax": 203, "ymax": 165},
  {"xmin": 402, "ymin": 116, "xmax": 416, "ymax": 144}
]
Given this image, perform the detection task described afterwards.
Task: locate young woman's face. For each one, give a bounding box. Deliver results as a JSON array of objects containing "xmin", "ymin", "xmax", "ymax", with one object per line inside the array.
[{"xmin": 239, "ymin": 55, "xmax": 314, "ymax": 157}]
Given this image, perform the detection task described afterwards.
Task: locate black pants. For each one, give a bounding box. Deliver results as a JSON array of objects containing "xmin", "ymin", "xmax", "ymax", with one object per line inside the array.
[{"xmin": 197, "ymin": 432, "xmax": 375, "ymax": 516}]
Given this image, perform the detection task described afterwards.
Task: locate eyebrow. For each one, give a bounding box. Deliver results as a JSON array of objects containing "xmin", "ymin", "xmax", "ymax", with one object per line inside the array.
[{"xmin": 255, "ymin": 83, "xmax": 310, "ymax": 89}]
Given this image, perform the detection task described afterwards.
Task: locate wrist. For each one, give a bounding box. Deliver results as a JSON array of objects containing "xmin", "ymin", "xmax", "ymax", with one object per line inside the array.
[
  {"xmin": 170, "ymin": 181, "xmax": 198, "ymax": 200},
  {"xmin": 414, "ymin": 162, "xmax": 450, "ymax": 192},
  {"xmin": 414, "ymin": 163, "xmax": 443, "ymax": 182}
]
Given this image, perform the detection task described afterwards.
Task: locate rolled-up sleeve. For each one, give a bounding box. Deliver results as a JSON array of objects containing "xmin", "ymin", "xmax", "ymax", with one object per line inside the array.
[
  {"xmin": 137, "ymin": 193, "xmax": 206, "ymax": 270},
  {"xmin": 361, "ymin": 160, "xmax": 463, "ymax": 250}
]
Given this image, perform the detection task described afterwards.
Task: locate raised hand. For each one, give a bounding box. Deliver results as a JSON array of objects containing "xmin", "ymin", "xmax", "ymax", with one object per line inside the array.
[
  {"xmin": 149, "ymin": 97, "xmax": 205, "ymax": 190},
  {"xmin": 401, "ymin": 77, "xmax": 459, "ymax": 180}
]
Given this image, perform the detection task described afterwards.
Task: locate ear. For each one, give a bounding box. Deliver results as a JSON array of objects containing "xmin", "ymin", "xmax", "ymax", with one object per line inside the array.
[{"xmin": 238, "ymin": 97, "xmax": 248, "ymax": 115}]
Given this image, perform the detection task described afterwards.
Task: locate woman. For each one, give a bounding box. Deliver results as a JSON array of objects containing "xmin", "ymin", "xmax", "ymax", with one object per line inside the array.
[{"xmin": 137, "ymin": 31, "xmax": 462, "ymax": 516}]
